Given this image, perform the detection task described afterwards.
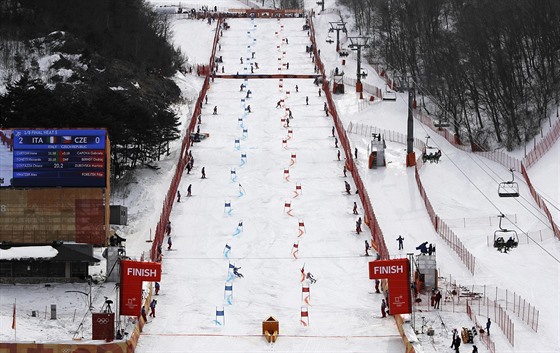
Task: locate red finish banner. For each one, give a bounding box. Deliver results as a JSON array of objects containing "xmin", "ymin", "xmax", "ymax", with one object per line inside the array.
[
  {"xmin": 120, "ymin": 260, "xmax": 161, "ymax": 316},
  {"xmin": 121, "ymin": 260, "xmax": 161, "ymax": 282},
  {"xmin": 369, "ymin": 258, "xmax": 411, "ymax": 315}
]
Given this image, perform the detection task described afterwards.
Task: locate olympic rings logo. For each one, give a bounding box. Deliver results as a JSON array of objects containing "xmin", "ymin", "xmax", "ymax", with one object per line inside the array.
[{"xmin": 97, "ymin": 318, "xmax": 110, "ymax": 325}]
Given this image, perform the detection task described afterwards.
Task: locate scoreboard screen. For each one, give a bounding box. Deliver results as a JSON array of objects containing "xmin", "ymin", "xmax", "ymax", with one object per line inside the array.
[{"xmin": 1, "ymin": 129, "xmax": 108, "ymax": 187}]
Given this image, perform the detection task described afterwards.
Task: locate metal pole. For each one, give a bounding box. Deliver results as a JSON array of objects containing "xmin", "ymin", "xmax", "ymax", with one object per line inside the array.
[
  {"xmin": 408, "ymin": 253, "xmax": 415, "ymax": 332},
  {"xmin": 336, "ymin": 29, "xmax": 340, "ymax": 52},
  {"xmin": 356, "ymin": 46, "xmax": 361, "ymax": 84},
  {"xmin": 407, "ymin": 89, "xmax": 414, "ymax": 154}
]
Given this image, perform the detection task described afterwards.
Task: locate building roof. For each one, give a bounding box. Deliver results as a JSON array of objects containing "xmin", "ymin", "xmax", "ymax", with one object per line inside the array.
[{"xmin": 0, "ymin": 243, "xmax": 100, "ymax": 263}]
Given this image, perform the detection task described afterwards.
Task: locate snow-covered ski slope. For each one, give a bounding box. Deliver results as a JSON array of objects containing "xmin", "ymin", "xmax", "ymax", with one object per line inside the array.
[{"xmin": 136, "ymin": 16, "xmax": 404, "ymax": 353}]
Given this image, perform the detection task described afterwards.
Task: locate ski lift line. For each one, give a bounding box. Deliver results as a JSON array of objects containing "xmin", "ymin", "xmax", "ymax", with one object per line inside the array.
[{"xmin": 416, "ymin": 123, "xmax": 560, "ymax": 263}]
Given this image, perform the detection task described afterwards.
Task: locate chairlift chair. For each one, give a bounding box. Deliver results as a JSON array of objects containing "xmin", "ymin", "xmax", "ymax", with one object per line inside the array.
[
  {"xmin": 493, "ymin": 214, "xmax": 519, "ymax": 252},
  {"xmin": 498, "ymin": 169, "xmax": 519, "ymax": 197},
  {"xmin": 424, "ymin": 136, "xmax": 436, "ymax": 150},
  {"xmin": 380, "ymin": 84, "xmax": 396, "ymax": 101}
]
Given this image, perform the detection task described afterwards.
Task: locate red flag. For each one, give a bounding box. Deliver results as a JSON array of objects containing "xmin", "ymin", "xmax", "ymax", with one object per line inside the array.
[{"xmin": 12, "ymin": 302, "xmax": 16, "ymax": 329}]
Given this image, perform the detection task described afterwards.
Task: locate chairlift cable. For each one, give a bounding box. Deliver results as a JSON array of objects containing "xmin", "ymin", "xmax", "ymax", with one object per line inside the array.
[{"xmin": 414, "ymin": 112, "xmax": 559, "ymax": 263}]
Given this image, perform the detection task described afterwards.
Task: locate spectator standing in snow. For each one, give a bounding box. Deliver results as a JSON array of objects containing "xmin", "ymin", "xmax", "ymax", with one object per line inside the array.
[
  {"xmin": 451, "ymin": 328, "xmax": 458, "ymax": 348},
  {"xmin": 306, "ymin": 96, "xmax": 309, "ymax": 105},
  {"xmin": 177, "ymin": 190, "xmax": 181, "ymax": 203},
  {"xmin": 381, "ymin": 299, "xmax": 387, "ymax": 318},
  {"xmin": 334, "ymin": 137, "xmax": 338, "ymax": 148},
  {"xmin": 165, "ymin": 221, "xmax": 172, "ymax": 236},
  {"xmin": 337, "ymin": 149, "xmax": 341, "ymax": 161},
  {"xmin": 141, "ymin": 305, "xmax": 147, "ymax": 322},
  {"xmin": 149, "ymin": 299, "xmax": 157, "ymax": 318},
  {"xmin": 354, "ymin": 147, "xmax": 358, "ymax": 159},
  {"xmin": 375, "ymin": 279, "xmax": 380, "ymax": 293},
  {"xmin": 434, "ymin": 290, "xmax": 442, "ymax": 309},
  {"xmin": 167, "ymin": 236, "xmax": 172, "ymax": 250},
  {"xmin": 353, "ymin": 202, "xmax": 358, "ymax": 214},
  {"xmin": 345, "ymin": 181, "xmax": 351, "ymax": 194},
  {"xmin": 201, "ymin": 167, "xmax": 206, "ymax": 179},
  {"xmin": 213, "ymin": 106, "xmax": 218, "ymax": 115},
  {"xmin": 486, "ymin": 318, "xmax": 491, "ymax": 335},
  {"xmin": 396, "ymin": 235, "xmax": 404, "ymax": 250},
  {"xmin": 155, "ymin": 282, "xmax": 160, "ymax": 295},
  {"xmin": 453, "ymin": 336, "xmax": 461, "ymax": 353},
  {"xmin": 343, "ymin": 165, "xmax": 347, "ymax": 177},
  {"xmin": 187, "ymin": 184, "xmax": 192, "ymax": 197}
]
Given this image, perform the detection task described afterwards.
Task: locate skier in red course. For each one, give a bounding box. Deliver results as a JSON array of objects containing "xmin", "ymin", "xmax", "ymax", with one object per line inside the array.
[{"xmin": 345, "ymin": 181, "xmax": 351, "ymax": 194}]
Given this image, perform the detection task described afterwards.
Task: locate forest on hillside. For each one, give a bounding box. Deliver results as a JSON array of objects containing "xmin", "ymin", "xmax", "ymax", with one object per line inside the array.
[
  {"xmin": 339, "ymin": 0, "xmax": 560, "ymax": 150},
  {"xmin": 0, "ymin": 0, "xmax": 186, "ymax": 181}
]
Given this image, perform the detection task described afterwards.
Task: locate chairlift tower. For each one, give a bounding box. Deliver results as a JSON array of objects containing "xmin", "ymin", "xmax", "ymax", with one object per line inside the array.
[
  {"xmin": 316, "ymin": 1, "xmax": 324, "ymax": 12},
  {"xmin": 328, "ymin": 21, "xmax": 347, "ymax": 52},
  {"xmin": 348, "ymin": 36, "xmax": 369, "ymax": 93}
]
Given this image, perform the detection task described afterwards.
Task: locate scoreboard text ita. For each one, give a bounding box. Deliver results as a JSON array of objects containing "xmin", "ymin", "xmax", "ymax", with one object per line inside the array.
[{"xmin": 12, "ymin": 129, "xmax": 107, "ymax": 187}]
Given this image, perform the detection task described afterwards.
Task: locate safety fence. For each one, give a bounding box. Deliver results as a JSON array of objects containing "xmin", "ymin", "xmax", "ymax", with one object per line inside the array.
[
  {"xmin": 520, "ymin": 164, "xmax": 560, "ymax": 240},
  {"xmin": 342, "ymin": 76, "xmax": 383, "ymax": 100},
  {"xmin": 463, "ymin": 284, "xmax": 539, "ymax": 333},
  {"xmin": 309, "ymin": 17, "xmax": 390, "ymax": 259},
  {"xmin": 346, "ymin": 122, "xmax": 424, "ymax": 152},
  {"xmin": 469, "ymin": 297, "xmax": 514, "ymax": 346},
  {"xmin": 466, "ymin": 301, "xmax": 497, "ymax": 353},
  {"xmin": 415, "ymin": 173, "xmax": 476, "ymax": 275},
  {"xmin": 522, "ymin": 112, "xmax": 560, "ymax": 168},
  {"xmin": 444, "ymin": 214, "xmax": 517, "ymax": 228}
]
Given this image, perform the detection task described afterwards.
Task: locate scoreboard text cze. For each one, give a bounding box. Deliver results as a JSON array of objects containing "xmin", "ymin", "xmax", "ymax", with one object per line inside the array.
[{"xmin": 12, "ymin": 129, "xmax": 107, "ymax": 187}]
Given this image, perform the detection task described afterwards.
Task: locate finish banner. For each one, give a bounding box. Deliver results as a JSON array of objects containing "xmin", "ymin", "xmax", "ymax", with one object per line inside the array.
[
  {"xmin": 369, "ymin": 258, "xmax": 411, "ymax": 315},
  {"xmin": 120, "ymin": 260, "xmax": 162, "ymax": 316}
]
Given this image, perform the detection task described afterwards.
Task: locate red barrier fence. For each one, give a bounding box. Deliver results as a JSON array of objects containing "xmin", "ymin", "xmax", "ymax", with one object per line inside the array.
[
  {"xmin": 309, "ymin": 17, "xmax": 389, "ymax": 259},
  {"xmin": 466, "ymin": 301, "xmax": 497, "ymax": 353},
  {"xmin": 521, "ymin": 164, "xmax": 560, "ymax": 240}
]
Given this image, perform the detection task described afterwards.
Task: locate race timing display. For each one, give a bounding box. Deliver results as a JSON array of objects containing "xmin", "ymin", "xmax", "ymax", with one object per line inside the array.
[{"xmin": 10, "ymin": 129, "xmax": 107, "ymax": 187}]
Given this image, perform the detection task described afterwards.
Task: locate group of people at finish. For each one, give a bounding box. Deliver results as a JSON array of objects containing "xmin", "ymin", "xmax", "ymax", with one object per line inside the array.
[{"xmin": 450, "ymin": 319, "xmax": 490, "ymax": 353}]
